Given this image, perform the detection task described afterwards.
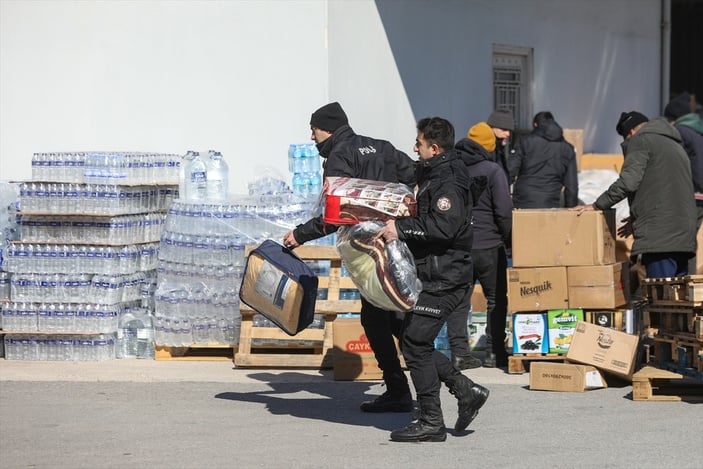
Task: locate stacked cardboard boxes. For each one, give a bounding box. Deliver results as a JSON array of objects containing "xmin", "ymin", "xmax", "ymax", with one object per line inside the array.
[{"xmin": 509, "ymin": 209, "xmax": 640, "ymax": 386}]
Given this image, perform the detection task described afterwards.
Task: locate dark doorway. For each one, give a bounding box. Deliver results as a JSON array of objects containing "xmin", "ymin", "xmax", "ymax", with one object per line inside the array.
[{"xmin": 670, "ymin": 0, "xmax": 703, "ymax": 102}]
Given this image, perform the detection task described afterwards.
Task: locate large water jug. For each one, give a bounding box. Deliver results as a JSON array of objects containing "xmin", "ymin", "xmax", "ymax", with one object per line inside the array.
[
  {"xmin": 116, "ymin": 308, "xmax": 154, "ymax": 359},
  {"xmin": 185, "ymin": 151, "xmax": 207, "ymax": 200},
  {"xmin": 206, "ymin": 150, "xmax": 229, "ymax": 201},
  {"xmin": 178, "ymin": 151, "xmax": 196, "ymax": 200}
]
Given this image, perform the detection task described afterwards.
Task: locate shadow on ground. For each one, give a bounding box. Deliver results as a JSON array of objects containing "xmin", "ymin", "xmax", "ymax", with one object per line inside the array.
[{"xmin": 215, "ymin": 371, "xmax": 414, "ymax": 431}]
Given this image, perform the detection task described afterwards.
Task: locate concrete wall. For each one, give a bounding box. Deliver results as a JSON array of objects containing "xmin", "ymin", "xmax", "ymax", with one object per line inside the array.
[{"xmin": 1, "ymin": 0, "xmax": 662, "ymax": 192}]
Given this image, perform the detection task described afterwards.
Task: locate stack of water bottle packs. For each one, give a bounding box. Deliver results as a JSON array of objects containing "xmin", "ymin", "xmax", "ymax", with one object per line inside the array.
[
  {"xmin": 288, "ymin": 143, "xmax": 322, "ymax": 199},
  {"xmin": 153, "ymin": 174, "xmax": 314, "ymax": 348},
  {"xmin": 2, "ymin": 151, "xmax": 181, "ymax": 360}
]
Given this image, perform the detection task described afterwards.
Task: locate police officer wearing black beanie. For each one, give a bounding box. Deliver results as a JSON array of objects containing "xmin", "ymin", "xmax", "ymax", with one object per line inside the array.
[{"xmin": 283, "ymin": 102, "xmax": 418, "ymax": 413}]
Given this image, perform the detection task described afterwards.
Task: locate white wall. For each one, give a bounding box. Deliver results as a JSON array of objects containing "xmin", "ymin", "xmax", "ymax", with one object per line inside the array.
[
  {"xmin": 1, "ymin": 0, "xmax": 663, "ymax": 192},
  {"xmin": 0, "ymin": 0, "xmax": 328, "ymax": 193}
]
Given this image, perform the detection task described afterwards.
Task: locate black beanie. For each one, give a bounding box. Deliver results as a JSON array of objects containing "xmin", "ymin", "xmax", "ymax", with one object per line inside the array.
[
  {"xmin": 486, "ymin": 109, "xmax": 515, "ymax": 131},
  {"xmin": 616, "ymin": 111, "xmax": 649, "ymax": 139},
  {"xmin": 310, "ymin": 102, "xmax": 348, "ymax": 132},
  {"xmin": 664, "ymin": 92, "xmax": 692, "ymax": 120}
]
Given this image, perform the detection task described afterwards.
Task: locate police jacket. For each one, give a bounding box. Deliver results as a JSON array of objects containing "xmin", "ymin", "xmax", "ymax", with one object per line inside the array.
[
  {"xmin": 293, "ymin": 125, "xmax": 416, "ymax": 244},
  {"xmin": 594, "ymin": 117, "xmax": 697, "ymax": 256},
  {"xmin": 509, "ymin": 118, "xmax": 578, "ymax": 208},
  {"xmin": 455, "ymin": 138, "xmax": 513, "ymax": 250},
  {"xmin": 395, "ymin": 150, "xmax": 474, "ymax": 295}
]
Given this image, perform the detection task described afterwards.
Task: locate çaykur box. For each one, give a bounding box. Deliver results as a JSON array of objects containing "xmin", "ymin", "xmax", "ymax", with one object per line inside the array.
[
  {"xmin": 332, "ymin": 317, "xmax": 405, "ymax": 380},
  {"xmin": 322, "ymin": 177, "xmax": 416, "ymax": 225}
]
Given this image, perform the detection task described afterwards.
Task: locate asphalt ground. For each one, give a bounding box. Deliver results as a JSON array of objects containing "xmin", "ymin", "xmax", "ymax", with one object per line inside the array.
[{"xmin": 0, "ymin": 359, "xmax": 701, "ymax": 469}]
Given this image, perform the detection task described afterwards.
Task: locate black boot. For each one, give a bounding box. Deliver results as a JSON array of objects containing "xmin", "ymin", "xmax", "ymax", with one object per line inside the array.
[
  {"xmin": 446, "ymin": 373, "xmax": 490, "ymax": 432},
  {"xmin": 483, "ymin": 351, "xmax": 508, "ymax": 368},
  {"xmin": 452, "ymin": 354, "xmax": 483, "ymax": 370},
  {"xmin": 360, "ymin": 391, "xmax": 413, "ymax": 413},
  {"xmin": 390, "ymin": 398, "xmax": 446, "ymax": 442},
  {"xmin": 360, "ymin": 370, "xmax": 413, "ymax": 413},
  {"xmin": 483, "ymin": 352, "xmax": 497, "ymax": 368}
]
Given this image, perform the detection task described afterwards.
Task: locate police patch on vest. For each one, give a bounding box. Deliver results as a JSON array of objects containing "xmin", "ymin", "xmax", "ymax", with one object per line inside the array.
[{"xmin": 436, "ymin": 197, "xmax": 451, "ymax": 211}]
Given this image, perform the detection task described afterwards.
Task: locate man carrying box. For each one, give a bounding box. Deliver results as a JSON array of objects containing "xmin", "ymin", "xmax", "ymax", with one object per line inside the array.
[{"xmin": 573, "ymin": 111, "xmax": 697, "ymax": 278}]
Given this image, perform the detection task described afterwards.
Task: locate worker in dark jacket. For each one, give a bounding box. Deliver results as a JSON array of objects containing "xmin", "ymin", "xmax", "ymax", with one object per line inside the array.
[
  {"xmin": 509, "ymin": 111, "xmax": 578, "ymax": 208},
  {"xmin": 283, "ymin": 102, "xmax": 417, "ymax": 414},
  {"xmin": 665, "ymin": 92, "xmax": 703, "ymax": 225},
  {"xmin": 448, "ymin": 123, "xmax": 513, "ymax": 369},
  {"xmin": 574, "ymin": 111, "xmax": 697, "ymax": 278},
  {"xmin": 378, "ymin": 117, "xmax": 489, "ymax": 443},
  {"xmin": 485, "ymin": 109, "xmax": 515, "ymax": 181}
]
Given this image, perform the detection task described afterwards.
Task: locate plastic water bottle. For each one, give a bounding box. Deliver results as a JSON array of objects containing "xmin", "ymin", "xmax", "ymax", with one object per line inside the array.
[
  {"xmin": 116, "ymin": 308, "xmax": 154, "ymax": 359},
  {"xmin": 178, "ymin": 151, "xmax": 196, "ymax": 200},
  {"xmin": 206, "ymin": 150, "xmax": 229, "ymax": 201},
  {"xmin": 185, "ymin": 151, "xmax": 207, "ymax": 200}
]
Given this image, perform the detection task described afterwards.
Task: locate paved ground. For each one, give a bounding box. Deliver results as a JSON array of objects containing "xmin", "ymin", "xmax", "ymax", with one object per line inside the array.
[{"xmin": 0, "ymin": 359, "xmax": 701, "ymax": 469}]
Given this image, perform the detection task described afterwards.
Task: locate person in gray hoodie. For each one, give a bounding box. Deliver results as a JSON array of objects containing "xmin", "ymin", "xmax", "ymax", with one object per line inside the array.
[{"xmin": 574, "ymin": 111, "xmax": 697, "ymax": 278}]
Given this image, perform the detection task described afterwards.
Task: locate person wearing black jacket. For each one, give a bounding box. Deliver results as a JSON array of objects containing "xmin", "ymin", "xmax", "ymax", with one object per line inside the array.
[
  {"xmin": 378, "ymin": 117, "xmax": 489, "ymax": 443},
  {"xmin": 485, "ymin": 109, "xmax": 516, "ymax": 181},
  {"xmin": 509, "ymin": 111, "xmax": 578, "ymax": 208},
  {"xmin": 283, "ymin": 102, "xmax": 417, "ymax": 413},
  {"xmin": 449, "ymin": 122, "xmax": 513, "ymax": 369}
]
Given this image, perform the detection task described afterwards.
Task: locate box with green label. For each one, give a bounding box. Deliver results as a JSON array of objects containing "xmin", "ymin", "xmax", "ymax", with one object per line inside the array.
[{"xmin": 547, "ymin": 309, "xmax": 584, "ymax": 354}]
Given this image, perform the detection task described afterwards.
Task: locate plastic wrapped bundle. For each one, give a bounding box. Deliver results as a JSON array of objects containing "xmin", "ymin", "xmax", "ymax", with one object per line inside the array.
[
  {"xmin": 321, "ymin": 177, "xmax": 416, "ymax": 225},
  {"xmin": 336, "ymin": 221, "xmax": 420, "ymax": 312}
]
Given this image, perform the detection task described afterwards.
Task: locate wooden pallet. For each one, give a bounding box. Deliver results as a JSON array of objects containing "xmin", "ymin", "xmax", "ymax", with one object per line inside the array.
[
  {"xmin": 651, "ymin": 331, "xmax": 703, "ymax": 373},
  {"xmin": 234, "ymin": 245, "xmax": 361, "ymax": 368},
  {"xmin": 645, "ymin": 303, "xmax": 701, "ymax": 335},
  {"xmin": 155, "ymin": 344, "xmax": 235, "ymax": 361},
  {"xmin": 642, "ymin": 274, "xmax": 703, "ymax": 304},
  {"xmin": 632, "ymin": 366, "xmax": 703, "ymax": 401},
  {"xmin": 508, "ymin": 353, "xmax": 567, "ymax": 374}
]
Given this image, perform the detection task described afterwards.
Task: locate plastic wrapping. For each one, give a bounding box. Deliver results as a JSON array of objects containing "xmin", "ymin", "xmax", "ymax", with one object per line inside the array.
[
  {"xmin": 336, "ymin": 221, "xmax": 420, "ymax": 312},
  {"xmin": 321, "ymin": 177, "xmax": 416, "ymax": 225}
]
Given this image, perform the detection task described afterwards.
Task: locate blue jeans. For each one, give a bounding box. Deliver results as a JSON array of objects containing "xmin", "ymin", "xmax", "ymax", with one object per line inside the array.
[{"xmin": 641, "ymin": 252, "xmax": 690, "ymax": 278}]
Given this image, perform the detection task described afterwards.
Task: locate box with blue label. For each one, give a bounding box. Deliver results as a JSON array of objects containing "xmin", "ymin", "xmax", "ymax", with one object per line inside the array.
[{"xmin": 512, "ymin": 313, "xmax": 549, "ymax": 353}]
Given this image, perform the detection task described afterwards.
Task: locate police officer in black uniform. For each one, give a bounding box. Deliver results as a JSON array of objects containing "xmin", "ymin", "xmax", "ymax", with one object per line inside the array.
[
  {"xmin": 284, "ymin": 102, "xmax": 416, "ymax": 413},
  {"xmin": 378, "ymin": 117, "xmax": 490, "ymax": 442}
]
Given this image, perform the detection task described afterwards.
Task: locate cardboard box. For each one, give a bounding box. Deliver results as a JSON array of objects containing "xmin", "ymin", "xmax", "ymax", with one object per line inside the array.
[
  {"xmin": 529, "ymin": 362, "xmax": 607, "ymax": 392},
  {"xmin": 563, "ymin": 129, "xmax": 584, "ymax": 171},
  {"xmin": 512, "ymin": 313, "xmax": 549, "ymax": 353},
  {"xmin": 567, "ymin": 262, "xmax": 628, "ymax": 309},
  {"xmin": 507, "ymin": 267, "xmax": 569, "ymax": 313},
  {"xmin": 332, "ymin": 318, "xmax": 404, "ymax": 380},
  {"xmin": 511, "ymin": 209, "xmax": 616, "ymax": 267},
  {"xmin": 585, "ymin": 309, "xmax": 625, "ymax": 331},
  {"xmin": 580, "ymin": 153, "xmax": 624, "ymax": 172},
  {"xmin": 566, "ymin": 321, "xmax": 640, "ymax": 379},
  {"xmin": 546, "ymin": 309, "xmax": 584, "ymax": 354},
  {"xmin": 471, "ymin": 283, "xmax": 488, "ymax": 313}
]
